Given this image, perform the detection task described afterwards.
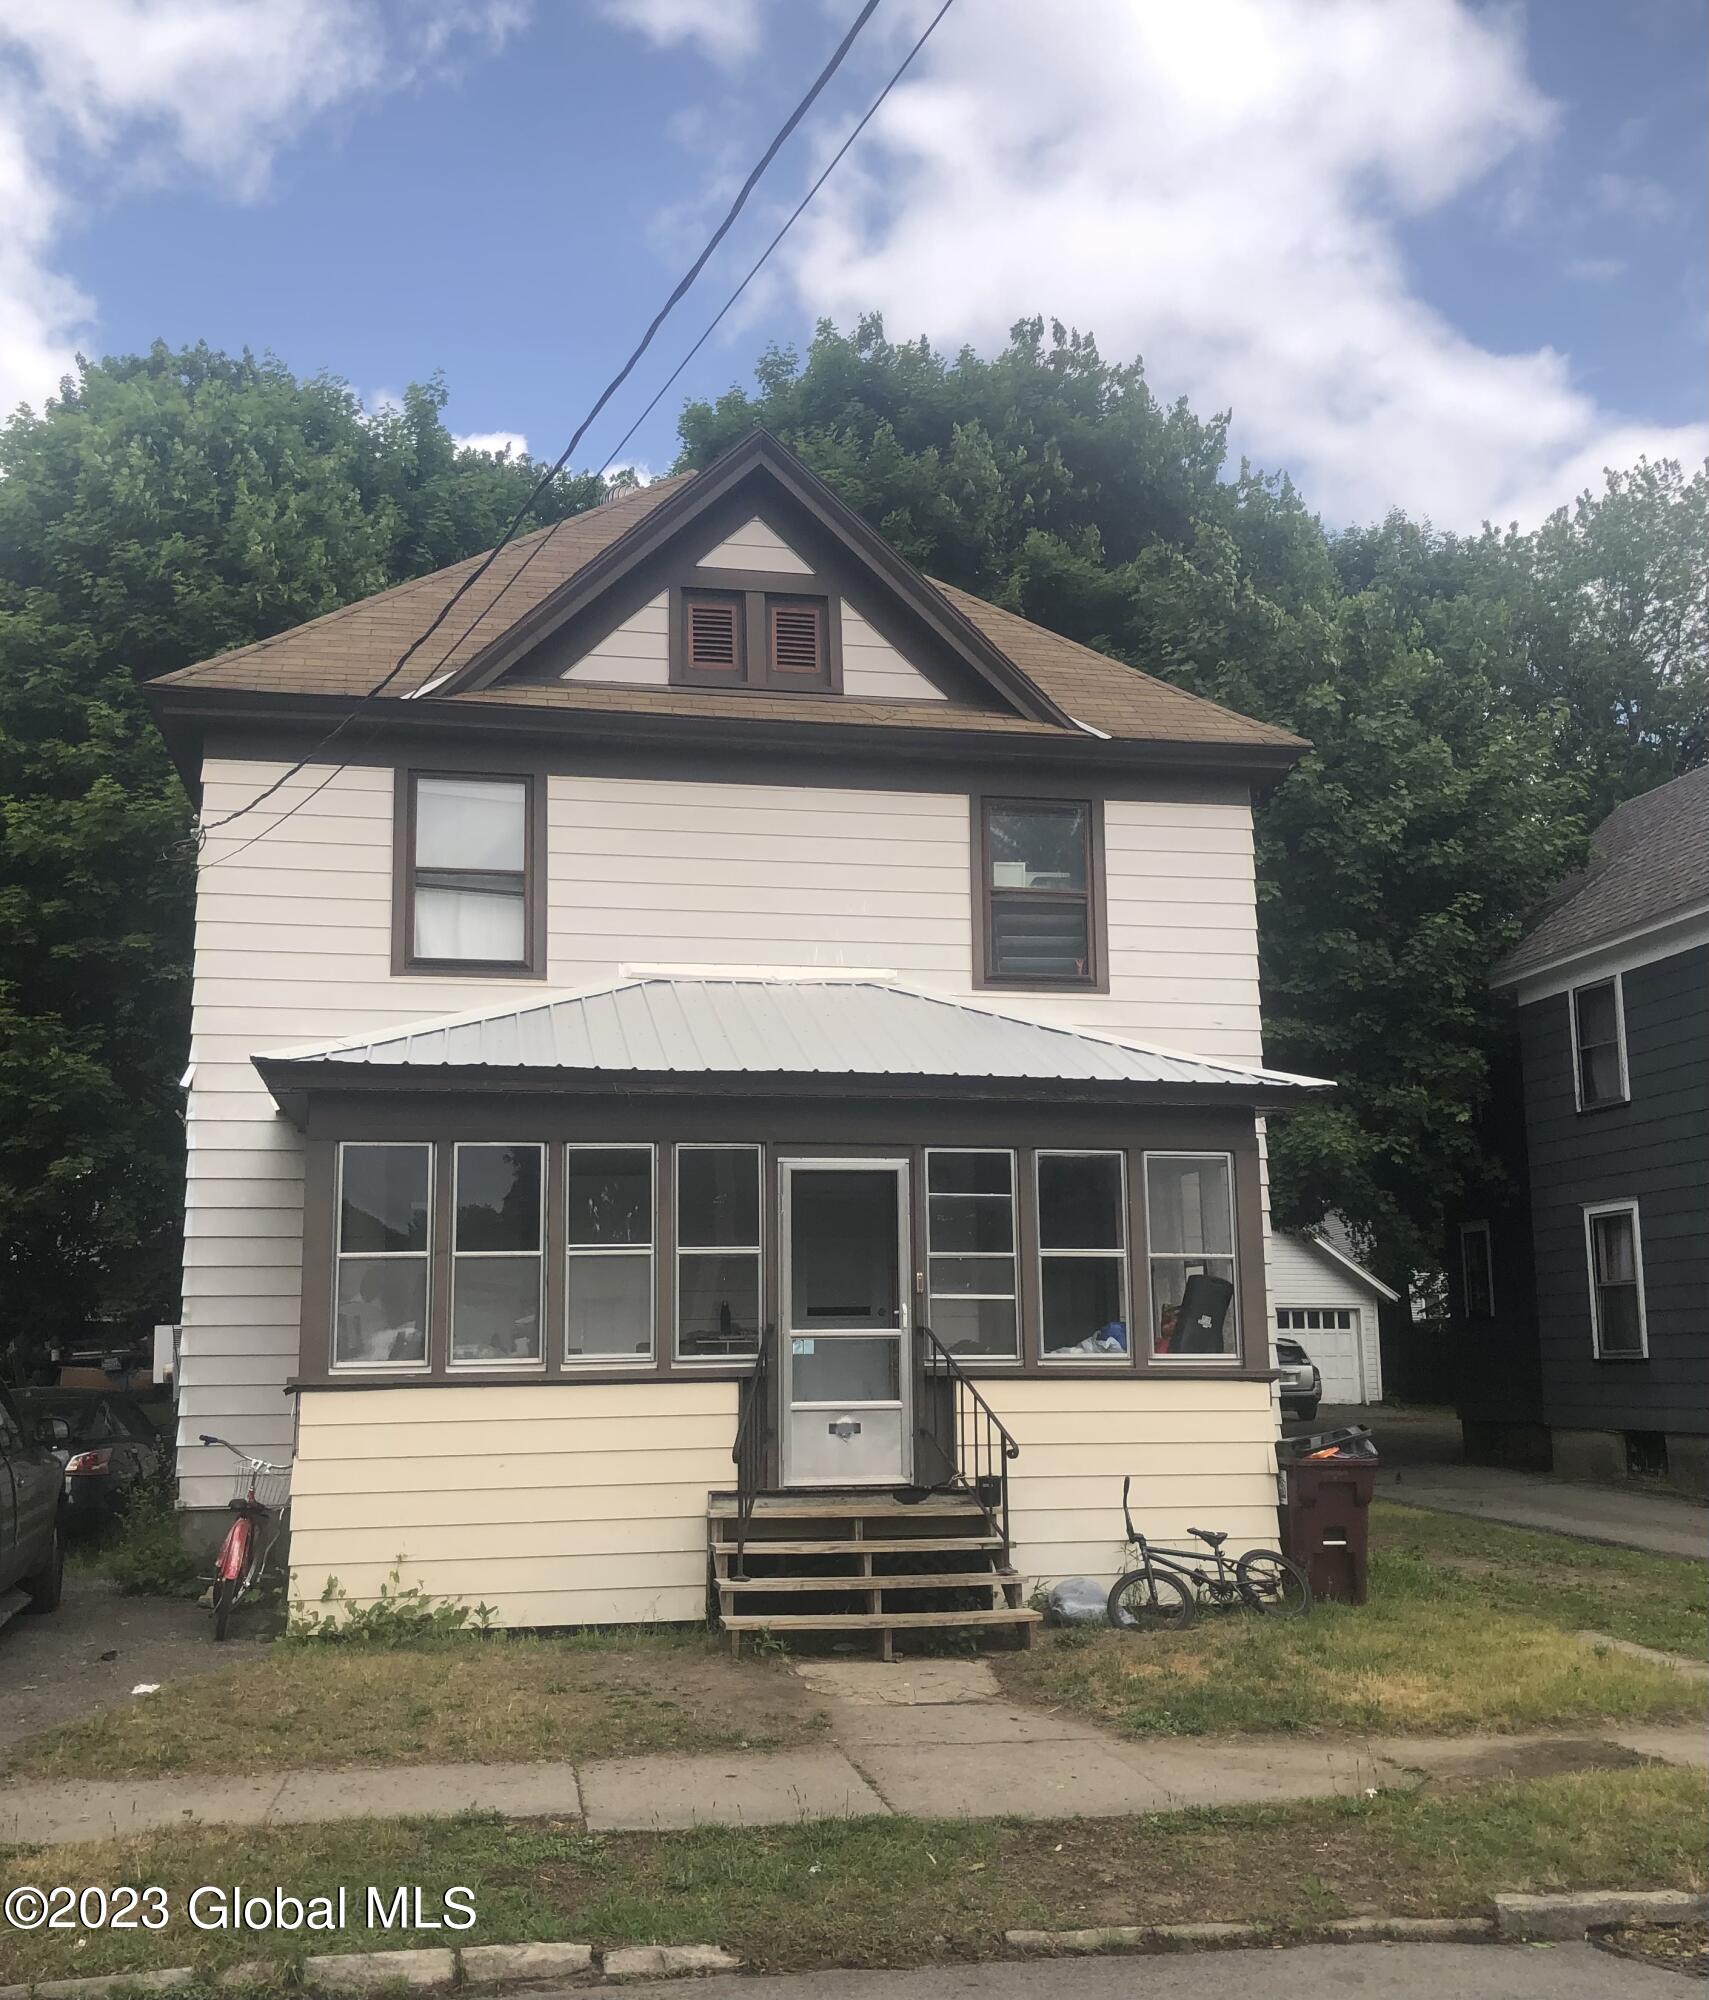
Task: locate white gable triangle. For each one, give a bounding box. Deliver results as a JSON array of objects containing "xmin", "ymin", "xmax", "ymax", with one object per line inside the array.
[
  {"xmin": 697, "ymin": 516, "xmax": 813, "ymax": 575},
  {"xmin": 840, "ymin": 604, "xmax": 946, "ymax": 701},
  {"xmin": 560, "ymin": 590, "xmax": 669, "ymax": 684}
]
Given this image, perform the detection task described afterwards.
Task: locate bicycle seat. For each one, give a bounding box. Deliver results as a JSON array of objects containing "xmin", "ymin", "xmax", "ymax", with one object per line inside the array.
[{"xmin": 1189, "ymin": 1527, "xmax": 1227, "ymax": 1548}]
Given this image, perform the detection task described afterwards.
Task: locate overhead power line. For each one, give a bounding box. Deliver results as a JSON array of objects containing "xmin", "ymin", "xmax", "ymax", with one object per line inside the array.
[{"xmin": 199, "ymin": 0, "xmax": 888, "ymax": 852}]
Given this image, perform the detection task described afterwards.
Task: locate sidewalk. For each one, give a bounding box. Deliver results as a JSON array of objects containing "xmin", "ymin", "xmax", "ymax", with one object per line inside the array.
[{"xmin": 3, "ymin": 1658, "xmax": 1703, "ymax": 1848}]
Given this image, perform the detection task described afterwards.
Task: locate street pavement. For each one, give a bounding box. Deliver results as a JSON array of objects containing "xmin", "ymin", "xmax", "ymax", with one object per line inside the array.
[{"xmin": 573, "ymin": 1942, "xmax": 1688, "ymax": 1999}]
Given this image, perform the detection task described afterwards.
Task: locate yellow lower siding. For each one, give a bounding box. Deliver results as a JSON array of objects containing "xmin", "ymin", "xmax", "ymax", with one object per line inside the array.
[{"xmin": 290, "ymin": 1376, "xmax": 1279, "ymax": 1627}]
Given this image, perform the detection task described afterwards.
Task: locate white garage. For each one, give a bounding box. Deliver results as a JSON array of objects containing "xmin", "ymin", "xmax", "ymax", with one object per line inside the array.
[{"xmin": 1269, "ymin": 1229, "xmax": 1396, "ymax": 1406}]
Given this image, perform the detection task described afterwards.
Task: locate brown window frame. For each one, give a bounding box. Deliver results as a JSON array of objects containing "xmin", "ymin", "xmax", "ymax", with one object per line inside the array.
[
  {"xmin": 393, "ymin": 768, "xmax": 548, "ymax": 980},
  {"xmin": 972, "ymin": 793, "xmax": 1107, "ymax": 992},
  {"xmin": 670, "ymin": 583, "xmax": 840, "ymax": 694}
]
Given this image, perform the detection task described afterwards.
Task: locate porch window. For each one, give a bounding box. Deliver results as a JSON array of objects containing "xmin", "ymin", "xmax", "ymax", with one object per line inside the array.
[
  {"xmin": 405, "ymin": 774, "xmax": 535, "ymax": 970},
  {"xmin": 1584, "ymin": 1201, "xmax": 1647, "ymax": 1359},
  {"xmin": 1036, "ymin": 1151, "xmax": 1129, "ymax": 1359},
  {"xmin": 450, "ymin": 1144, "xmax": 544, "ymax": 1366},
  {"xmin": 1571, "ymin": 976, "xmax": 1628, "ymax": 1109},
  {"xmin": 980, "ymin": 799, "xmax": 1097, "ymax": 986},
  {"xmin": 332, "ymin": 1143, "xmax": 431, "ymax": 1369},
  {"xmin": 676, "ymin": 1145, "xmax": 762, "ymax": 1360},
  {"xmin": 1460, "ymin": 1221, "xmax": 1494, "ymax": 1320},
  {"xmin": 565, "ymin": 1145, "xmax": 655, "ymax": 1362},
  {"xmin": 925, "ymin": 1149, "xmax": 1019, "ymax": 1360},
  {"xmin": 1145, "ymin": 1153, "xmax": 1238, "ymax": 1359}
]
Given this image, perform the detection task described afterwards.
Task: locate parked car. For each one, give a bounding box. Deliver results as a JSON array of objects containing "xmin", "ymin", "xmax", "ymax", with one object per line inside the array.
[
  {"xmin": 13, "ymin": 1391, "xmax": 166, "ymax": 1531},
  {"xmin": 1277, "ymin": 1335, "xmax": 1322, "ymax": 1423},
  {"xmin": 0, "ymin": 1382, "xmax": 66, "ymax": 1618}
]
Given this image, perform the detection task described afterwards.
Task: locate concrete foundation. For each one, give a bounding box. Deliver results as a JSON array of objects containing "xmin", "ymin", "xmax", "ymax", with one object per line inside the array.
[{"xmin": 1549, "ymin": 1426, "xmax": 1709, "ymax": 1500}]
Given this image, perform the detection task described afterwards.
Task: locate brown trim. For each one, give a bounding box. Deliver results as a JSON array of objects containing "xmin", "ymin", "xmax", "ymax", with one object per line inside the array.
[
  {"xmin": 677, "ymin": 589, "xmax": 746, "ymax": 687},
  {"xmin": 289, "ymin": 1094, "xmax": 1277, "ymax": 1390},
  {"xmin": 438, "ymin": 431, "xmax": 1074, "ymax": 728},
  {"xmin": 391, "ymin": 767, "xmax": 548, "ymax": 980},
  {"xmin": 971, "ymin": 791, "xmax": 1109, "ymax": 994},
  {"xmin": 669, "ymin": 580, "xmax": 842, "ymax": 696}
]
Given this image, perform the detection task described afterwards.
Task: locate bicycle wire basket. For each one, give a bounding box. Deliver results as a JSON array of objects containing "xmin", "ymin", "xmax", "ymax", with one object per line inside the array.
[{"xmin": 228, "ymin": 1462, "xmax": 291, "ymax": 1511}]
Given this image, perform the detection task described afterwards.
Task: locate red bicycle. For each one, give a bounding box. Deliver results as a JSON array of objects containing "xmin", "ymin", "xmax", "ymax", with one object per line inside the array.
[{"xmin": 199, "ymin": 1433, "xmax": 290, "ymax": 1640}]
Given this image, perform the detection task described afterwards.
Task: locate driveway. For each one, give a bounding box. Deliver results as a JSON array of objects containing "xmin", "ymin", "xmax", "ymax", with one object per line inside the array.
[
  {"xmin": 0, "ymin": 1571, "xmax": 266, "ymax": 1761},
  {"xmin": 1285, "ymin": 1404, "xmax": 1709, "ymax": 1561}
]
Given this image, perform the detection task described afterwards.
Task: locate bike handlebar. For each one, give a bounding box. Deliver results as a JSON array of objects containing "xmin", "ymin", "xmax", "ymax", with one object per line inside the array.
[
  {"xmin": 1122, "ymin": 1472, "xmax": 1138, "ymax": 1544},
  {"xmin": 198, "ymin": 1433, "xmax": 288, "ymax": 1476}
]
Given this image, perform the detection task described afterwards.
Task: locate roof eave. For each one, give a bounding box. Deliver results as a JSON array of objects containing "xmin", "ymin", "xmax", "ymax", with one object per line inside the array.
[
  {"xmin": 145, "ymin": 682, "xmax": 1307, "ymax": 783},
  {"xmin": 254, "ymin": 1055, "xmax": 1329, "ymax": 1128}
]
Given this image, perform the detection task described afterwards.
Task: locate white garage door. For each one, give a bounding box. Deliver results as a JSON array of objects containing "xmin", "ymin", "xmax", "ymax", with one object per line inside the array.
[{"xmin": 1277, "ymin": 1306, "xmax": 1363, "ymax": 1403}]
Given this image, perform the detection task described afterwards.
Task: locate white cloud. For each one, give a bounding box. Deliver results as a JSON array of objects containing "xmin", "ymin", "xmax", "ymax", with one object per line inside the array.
[
  {"xmin": 0, "ymin": 1, "xmax": 524, "ymax": 419},
  {"xmin": 722, "ymin": 0, "xmax": 1706, "ymax": 528},
  {"xmin": 596, "ymin": 0, "xmax": 761, "ymax": 66},
  {"xmin": 1564, "ymin": 256, "xmax": 1626, "ymax": 284},
  {"xmin": 454, "ymin": 428, "xmax": 529, "ymax": 457},
  {"xmin": 1592, "ymin": 171, "xmax": 1675, "ymax": 225}
]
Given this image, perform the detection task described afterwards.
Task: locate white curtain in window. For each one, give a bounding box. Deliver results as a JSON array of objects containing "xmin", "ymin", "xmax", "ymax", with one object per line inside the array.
[
  {"xmin": 416, "ymin": 777, "xmax": 525, "ymax": 870},
  {"xmin": 414, "ymin": 882, "xmax": 525, "ymax": 961}
]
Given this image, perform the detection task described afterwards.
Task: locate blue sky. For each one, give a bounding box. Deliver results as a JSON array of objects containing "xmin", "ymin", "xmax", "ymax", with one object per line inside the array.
[{"xmin": 3, "ymin": 0, "xmax": 1704, "ymax": 527}]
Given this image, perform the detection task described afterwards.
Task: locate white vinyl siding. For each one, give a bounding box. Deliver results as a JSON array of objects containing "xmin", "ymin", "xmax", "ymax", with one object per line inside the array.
[
  {"xmin": 181, "ymin": 757, "xmax": 1265, "ymax": 1505},
  {"xmin": 288, "ymin": 1375, "xmax": 1277, "ymax": 1624},
  {"xmin": 558, "ymin": 591, "xmax": 670, "ymax": 686},
  {"xmin": 840, "ymin": 603, "xmax": 946, "ymax": 700},
  {"xmin": 695, "ymin": 516, "xmax": 813, "ymax": 574}
]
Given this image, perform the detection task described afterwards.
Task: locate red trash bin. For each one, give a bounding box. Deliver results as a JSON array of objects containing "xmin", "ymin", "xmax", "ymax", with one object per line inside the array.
[{"xmin": 1277, "ymin": 1427, "xmax": 1379, "ymax": 1605}]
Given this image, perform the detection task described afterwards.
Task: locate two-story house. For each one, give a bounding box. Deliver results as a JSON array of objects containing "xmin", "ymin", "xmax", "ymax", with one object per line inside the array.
[
  {"xmin": 1455, "ymin": 766, "xmax": 1709, "ymax": 1498},
  {"xmin": 146, "ymin": 430, "xmax": 1326, "ymax": 1644}
]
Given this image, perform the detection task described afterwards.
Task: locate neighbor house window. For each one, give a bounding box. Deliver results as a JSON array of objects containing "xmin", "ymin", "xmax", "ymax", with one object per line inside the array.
[
  {"xmin": 404, "ymin": 773, "xmax": 535, "ymax": 970},
  {"xmin": 332, "ymin": 1144, "xmax": 432, "ymax": 1370},
  {"xmin": 1571, "ymin": 977, "xmax": 1628, "ymax": 1110},
  {"xmin": 1036, "ymin": 1152, "xmax": 1129, "ymax": 1359},
  {"xmin": 1584, "ymin": 1201, "xmax": 1647, "ymax": 1359},
  {"xmin": 926, "ymin": 1149, "xmax": 1019, "ymax": 1361},
  {"xmin": 674, "ymin": 589, "xmax": 834, "ymax": 691},
  {"xmin": 451, "ymin": 1144, "xmax": 544, "ymax": 1366},
  {"xmin": 1146, "ymin": 1153, "xmax": 1239, "ymax": 1360},
  {"xmin": 565, "ymin": 1145, "xmax": 656, "ymax": 1363},
  {"xmin": 1460, "ymin": 1221, "xmax": 1495, "ymax": 1320},
  {"xmin": 676, "ymin": 1145, "xmax": 762, "ymax": 1360},
  {"xmin": 979, "ymin": 799, "xmax": 1098, "ymax": 985}
]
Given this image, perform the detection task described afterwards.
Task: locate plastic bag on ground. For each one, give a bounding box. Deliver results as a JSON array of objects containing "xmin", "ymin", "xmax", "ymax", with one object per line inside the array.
[{"xmin": 1044, "ymin": 1576, "xmax": 1110, "ymax": 1625}]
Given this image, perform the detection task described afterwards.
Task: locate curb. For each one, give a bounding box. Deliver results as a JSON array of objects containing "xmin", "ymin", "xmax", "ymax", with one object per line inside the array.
[
  {"xmin": 1004, "ymin": 1915, "xmax": 1496, "ymax": 1954},
  {"xmin": 1494, "ymin": 1889, "xmax": 1709, "ymax": 1941},
  {"xmin": 0, "ymin": 1941, "xmax": 735, "ymax": 1999}
]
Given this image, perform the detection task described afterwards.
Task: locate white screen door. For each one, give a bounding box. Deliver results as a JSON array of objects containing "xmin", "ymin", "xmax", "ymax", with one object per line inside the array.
[{"xmin": 779, "ymin": 1160, "xmax": 912, "ymax": 1486}]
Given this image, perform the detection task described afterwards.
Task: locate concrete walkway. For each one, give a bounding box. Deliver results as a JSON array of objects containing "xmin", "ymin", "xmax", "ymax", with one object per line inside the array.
[{"xmin": 2, "ymin": 1657, "xmax": 1703, "ymax": 1848}]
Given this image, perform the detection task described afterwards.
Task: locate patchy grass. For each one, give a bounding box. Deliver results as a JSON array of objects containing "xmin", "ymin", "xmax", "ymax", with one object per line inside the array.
[
  {"xmin": 0, "ymin": 1768, "xmax": 1701, "ymax": 1983},
  {"xmin": 1375, "ymin": 1502, "xmax": 1707, "ymax": 1657},
  {"xmin": 7, "ymin": 1630, "xmax": 826, "ymax": 1780},
  {"xmin": 1002, "ymin": 1504, "xmax": 1706, "ymax": 1737}
]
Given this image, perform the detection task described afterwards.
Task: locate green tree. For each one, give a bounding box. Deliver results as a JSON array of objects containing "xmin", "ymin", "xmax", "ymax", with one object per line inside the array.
[
  {"xmin": 0, "ymin": 344, "xmax": 605, "ymax": 1354},
  {"xmin": 676, "ymin": 316, "xmax": 1703, "ymax": 1280}
]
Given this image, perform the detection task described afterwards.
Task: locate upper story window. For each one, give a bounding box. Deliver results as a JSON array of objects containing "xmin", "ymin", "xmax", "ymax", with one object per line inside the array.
[
  {"xmin": 673, "ymin": 588, "xmax": 835, "ymax": 692},
  {"xmin": 977, "ymin": 798, "xmax": 1101, "ymax": 988},
  {"xmin": 1584, "ymin": 1200, "xmax": 1647, "ymax": 1359},
  {"xmin": 1571, "ymin": 976, "xmax": 1628, "ymax": 1110},
  {"xmin": 400, "ymin": 773, "xmax": 541, "ymax": 976}
]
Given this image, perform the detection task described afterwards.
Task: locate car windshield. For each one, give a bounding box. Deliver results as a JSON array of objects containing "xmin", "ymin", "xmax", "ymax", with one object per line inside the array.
[{"xmin": 15, "ymin": 1395, "xmax": 152, "ymax": 1444}]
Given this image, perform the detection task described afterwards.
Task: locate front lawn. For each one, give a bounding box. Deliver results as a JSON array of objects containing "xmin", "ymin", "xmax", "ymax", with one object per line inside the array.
[
  {"xmin": 0, "ymin": 1768, "xmax": 1701, "ymax": 1983},
  {"xmin": 1001, "ymin": 1502, "xmax": 1706, "ymax": 1737},
  {"xmin": 7, "ymin": 1630, "xmax": 826, "ymax": 1780}
]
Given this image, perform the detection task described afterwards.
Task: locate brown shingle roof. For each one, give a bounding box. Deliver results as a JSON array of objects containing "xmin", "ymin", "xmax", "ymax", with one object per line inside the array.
[{"xmin": 153, "ymin": 464, "xmax": 1303, "ymax": 755}]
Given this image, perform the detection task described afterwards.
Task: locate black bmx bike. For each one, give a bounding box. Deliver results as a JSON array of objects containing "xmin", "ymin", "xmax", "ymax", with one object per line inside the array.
[{"xmin": 1107, "ymin": 1474, "xmax": 1311, "ymax": 1630}]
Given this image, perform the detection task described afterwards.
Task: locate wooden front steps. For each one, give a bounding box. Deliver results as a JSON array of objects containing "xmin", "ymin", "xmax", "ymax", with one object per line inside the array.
[{"xmin": 707, "ymin": 1488, "xmax": 1040, "ymax": 1661}]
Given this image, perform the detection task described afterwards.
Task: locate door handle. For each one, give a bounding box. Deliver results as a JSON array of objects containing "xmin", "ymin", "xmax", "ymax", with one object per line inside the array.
[{"xmin": 829, "ymin": 1419, "xmax": 862, "ymax": 1439}]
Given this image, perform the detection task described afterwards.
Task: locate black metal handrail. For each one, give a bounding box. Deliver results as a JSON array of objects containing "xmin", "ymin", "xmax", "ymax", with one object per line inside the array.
[
  {"xmin": 730, "ymin": 1323, "xmax": 775, "ymax": 1580},
  {"xmin": 916, "ymin": 1322, "xmax": 1021, "ymax": 1564}
]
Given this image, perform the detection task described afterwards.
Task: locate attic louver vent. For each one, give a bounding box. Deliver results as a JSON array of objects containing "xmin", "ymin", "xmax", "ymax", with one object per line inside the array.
[
  {"xmin": 769, "ymin": 601, "xmax": 824, "ymax": 679},
  {"xmin": 687, "ymin": 598, "xmax": 740, "ymax": 671}
]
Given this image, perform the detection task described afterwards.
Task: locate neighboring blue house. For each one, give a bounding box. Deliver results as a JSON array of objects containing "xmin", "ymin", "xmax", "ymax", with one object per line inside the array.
[{"xmin": 1455, "ymin": 767, "xmax": 1708, "ymax": 1497}]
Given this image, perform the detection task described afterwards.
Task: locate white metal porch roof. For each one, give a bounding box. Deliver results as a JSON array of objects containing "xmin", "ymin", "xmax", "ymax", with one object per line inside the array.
[{"xmin": 257, "ymin": 973, "xmax": 1331, "ymax": 1095}]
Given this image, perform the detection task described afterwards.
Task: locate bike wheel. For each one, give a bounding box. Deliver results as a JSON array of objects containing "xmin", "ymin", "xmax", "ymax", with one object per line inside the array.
[
  {"xmin": 212, "ymin": 1576, "xmax": 236, "ymax": 1641},
  {"xmin": 1236, "ymin": 1548, "xmax": 1312, "ymax": 1617},
  {"xmin": 1107, "ymin": 1568, "xmax": 1195, "ymax": 1632}
]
